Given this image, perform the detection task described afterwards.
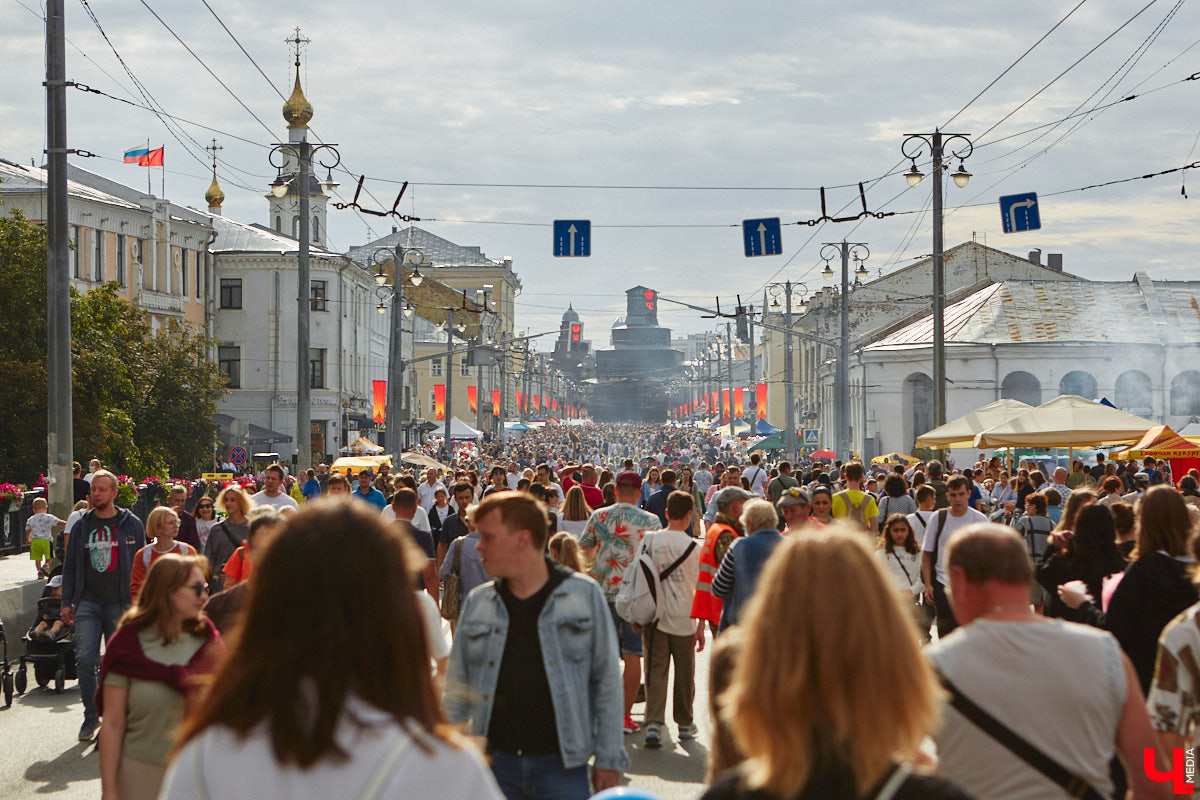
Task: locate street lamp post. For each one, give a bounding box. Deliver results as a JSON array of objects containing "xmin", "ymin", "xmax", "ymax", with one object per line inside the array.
[
  {"xmin": 767, "ymin": 282, "xmax": 809, "ymax": 463},
  {"xmin": 269, "ymin": 137, "xmax": 339, "ymax": 471},
  {"xmin": 372, "ymin": 245, "xmax": 425, "ymax": 459},
  {"xmin": 820, "ymin": 241, "xmax": 869, "ymax": 462},
  {"xmin": 901, "ymin": 131, "xmax": 973, "ymax": 447}
]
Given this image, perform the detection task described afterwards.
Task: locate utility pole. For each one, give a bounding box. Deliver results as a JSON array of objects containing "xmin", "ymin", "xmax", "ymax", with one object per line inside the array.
[
  {"xmin": 783, "ymin": 286, "xmax": 796, "ymax": 463},
  {"xmin": 820, "ymin": 240, "xmax": 869, "ymax": 462},
  {"xmin": 296, "ymin": 136, "xmax": 311, "ymax": 473},
  {"xmin": 443, "ymin": 307, "xmax": 454, "ymax": 457},
  {"xmin": 45, "ymin": 0, "xmax": 72, "ymax": 518},
  {"xmin": 499, "ymin": 343, "xmax": 507, "ymax": 445},
  {"xmin": 725, "ymin": 323, "xmax": 734, "ymax": 424}
]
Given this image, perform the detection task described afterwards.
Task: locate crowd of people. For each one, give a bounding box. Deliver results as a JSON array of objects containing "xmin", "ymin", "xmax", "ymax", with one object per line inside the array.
[{"xmin": 19, "ymin": 422, "xmax": 1200, "ymax": 799}]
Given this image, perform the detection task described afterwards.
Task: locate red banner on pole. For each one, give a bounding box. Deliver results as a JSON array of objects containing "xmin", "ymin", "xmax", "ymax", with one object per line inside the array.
[
  {"xmin": 467, "ymin": 385, "xmax": 477, "ymax": 414},
  {"xmin": 492, "ymin": 390, "xmax": 500, "ymax": 417},
  {"xmin": 722, "ymin": 390, "xmax": 731, "ymax": 423},
  {"xmin": 372, "ymin": 380, "xmax": 386, "ymax": 424},
  {"xmin": 734, "ymin": 387, "xmax": 744, "ymax": 419},
  {"xmin": 515, "ymin": 391, "xmax": 524, "ymax": 415},
  {"xmin": 434, "ymin": 384, "xmax": 446, "ymax": 421},
  {"xmin": 533, "ymin": 394, "xmax": 540, "ymax": 412},
  {"xmin": 756, "ymin": 383, "xmax": 768, "ymax": 419}
]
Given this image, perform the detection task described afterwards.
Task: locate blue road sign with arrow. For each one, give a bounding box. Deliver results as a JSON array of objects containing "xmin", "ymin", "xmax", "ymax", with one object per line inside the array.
[
  {"xmin": 999, "ymin": 193, "xmax": 1041, "ymax": 233},
  {"xmin": 743, "ymin": 217, "xmax": 782, "ymax": 257},
  {"xmin": 553, "ymin": 220, "xmax": 590, "ymax": 256}
]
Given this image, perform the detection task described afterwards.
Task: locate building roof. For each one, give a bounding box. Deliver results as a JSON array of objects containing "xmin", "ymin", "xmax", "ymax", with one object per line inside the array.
[
  {"xmin": 0, "ymin": 158, "xmax": 142, "ymax": 210},
  {"xmin": 64, "ymin": 164, "xmax": 210, "ymax": 225},
  {"xmin": 199, "ymin": 212, "xmax": 339, "ymax": 256},
  {"xmin": 867, "ymin": 275, "xmax": 1200, "ymax": 350},
  {"xmin": 345, "ymin": 226, "xmax": 505, "ymax": 268}
]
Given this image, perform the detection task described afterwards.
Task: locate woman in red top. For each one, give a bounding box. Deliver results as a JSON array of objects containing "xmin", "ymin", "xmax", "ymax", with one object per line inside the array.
[{"xmin": 130, "ymin": 507, "xmax": 197, "ymax": 602}]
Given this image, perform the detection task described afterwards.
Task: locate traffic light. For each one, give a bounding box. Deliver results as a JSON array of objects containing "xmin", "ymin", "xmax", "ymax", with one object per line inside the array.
[
  {"xmin": 736, "ymin": 306, "xmax": 749, "ymax": 342},
  {"xmin": 570, "ymin": 323, "xmax": 581, "ymax": 342}
]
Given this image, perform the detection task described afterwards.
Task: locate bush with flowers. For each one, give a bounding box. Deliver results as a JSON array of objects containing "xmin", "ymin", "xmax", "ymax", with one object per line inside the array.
[{"xmin": 0, "ymin": 483, "xmax": 23, "ymax": 504}]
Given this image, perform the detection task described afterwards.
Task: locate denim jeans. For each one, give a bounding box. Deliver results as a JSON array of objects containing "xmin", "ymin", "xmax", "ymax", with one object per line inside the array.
[
  {"xmin": 489, "ymin": 751, "xmax": 590, "ymax": 800},
  {"xmin": 74, "ymin": 598, "xmax": 124, "ymax": 723}
]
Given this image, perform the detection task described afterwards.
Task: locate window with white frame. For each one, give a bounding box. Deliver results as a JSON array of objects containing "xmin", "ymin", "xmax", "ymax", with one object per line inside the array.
[{"xmin": 430, "ymin": 357, "xmax": 443, "ymax": 378}]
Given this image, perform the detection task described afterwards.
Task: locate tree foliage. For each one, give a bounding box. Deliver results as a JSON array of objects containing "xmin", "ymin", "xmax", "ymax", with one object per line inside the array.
[{"xmin": 0, "ymin": 210, "xmax": 227, "ymax": 482}]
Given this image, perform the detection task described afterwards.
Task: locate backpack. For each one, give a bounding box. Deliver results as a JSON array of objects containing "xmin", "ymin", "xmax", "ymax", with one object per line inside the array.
[
  {"xmin": 837, "ymin": 491, "xmax": 871, "ymax": 530},
  {"xmin": 615, "ymin": 534, "xmax": 698, "ymax": 626}
]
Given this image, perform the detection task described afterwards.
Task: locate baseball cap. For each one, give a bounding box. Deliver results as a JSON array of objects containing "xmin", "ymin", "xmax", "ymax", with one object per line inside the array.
[
  {"xmin": 715, "ymin": 486, "xmax": 752, "ymax": 508},
  {"xmin": 778, "ymin": 487, "xmax": 810, "ymax": 506},
  {"xmin": 615, "ymin": 470, "xmax": 642, "ymax": 490},
  {"xmin": 48, "ymin": 575, "xmax": 63, "ymax": 588}
]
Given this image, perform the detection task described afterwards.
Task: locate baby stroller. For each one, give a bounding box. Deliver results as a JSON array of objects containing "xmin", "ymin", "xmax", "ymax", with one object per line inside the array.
[{"xmin": 15, "ymin": 590, "xmax": 76, "ymax": 695}]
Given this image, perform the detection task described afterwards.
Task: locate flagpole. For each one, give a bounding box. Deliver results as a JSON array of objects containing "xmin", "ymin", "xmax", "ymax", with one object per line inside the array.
[
  {"xmin": 160, "ymin": 146, "xmax": 164, "ymax": 198},
  {"xmin": 146, "ymin": 138, "xmax": 151, "ymax": 196}
]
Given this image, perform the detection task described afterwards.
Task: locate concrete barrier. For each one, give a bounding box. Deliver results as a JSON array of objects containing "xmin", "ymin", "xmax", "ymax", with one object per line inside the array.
[{"xmin": 0, "ymin": 555, "xmax": 43, "ymax": 646}]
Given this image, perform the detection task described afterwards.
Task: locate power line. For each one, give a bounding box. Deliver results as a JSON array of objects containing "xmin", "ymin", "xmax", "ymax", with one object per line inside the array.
[{"xmin": 941, "ymin": 0, "xmax": 1091, "ymax": 129}]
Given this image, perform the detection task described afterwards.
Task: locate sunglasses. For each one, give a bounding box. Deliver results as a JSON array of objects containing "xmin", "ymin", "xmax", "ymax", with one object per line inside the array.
[
  {"xmin": 196, "ymin": 503, "xmax": 213, "ymax": 509},
  {"xmin": 185, "ymin": 582, "xmax": 209, "ymax": 597},
  {"xmin": 780, "ymin": 488, "xmax": 809, "ymax": 500}
]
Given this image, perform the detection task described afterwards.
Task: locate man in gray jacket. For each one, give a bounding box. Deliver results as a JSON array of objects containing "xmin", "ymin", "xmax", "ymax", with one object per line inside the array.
[
  {"xmin": 60, "ymin": 470, "xmax": 146, "ymax": 742},
  {"xmin": 444, "ymin": 491, "xmax": 627, "ymax": 800}
]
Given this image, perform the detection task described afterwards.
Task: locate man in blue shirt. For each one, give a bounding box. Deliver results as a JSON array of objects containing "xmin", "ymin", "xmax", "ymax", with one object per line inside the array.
[
  {"xmin": 352, "ymin": 469, "xmax": 386, "ymax": 510},
  {"xmin": 301, "ymin": 468, "xmax": 321, "ymax": 501}
]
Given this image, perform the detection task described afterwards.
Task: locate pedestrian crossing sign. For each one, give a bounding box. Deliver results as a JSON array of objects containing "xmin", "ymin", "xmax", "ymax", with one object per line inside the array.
[{"xmin": 803, "ymin": 428, "xmax": 820, "ymax": 446}]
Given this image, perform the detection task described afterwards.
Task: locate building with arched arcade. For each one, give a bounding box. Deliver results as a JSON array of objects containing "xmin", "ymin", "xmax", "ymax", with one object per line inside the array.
[{"xmin": 845, "ymin": 273, "xmax": 1200, "ymax": 460}]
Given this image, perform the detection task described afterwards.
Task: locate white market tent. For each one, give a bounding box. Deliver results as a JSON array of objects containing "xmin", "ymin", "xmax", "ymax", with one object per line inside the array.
[
  {"xmin": 916, "ymin": 399, "xmax": 1033, "ymax": 450},
  {"xmin": 972, "ymin": 394, "xmax": 1158, "ymax": 449},
  {"xmin": 446, "ymin": 416, "xmax": 483, "ymax": 440}
]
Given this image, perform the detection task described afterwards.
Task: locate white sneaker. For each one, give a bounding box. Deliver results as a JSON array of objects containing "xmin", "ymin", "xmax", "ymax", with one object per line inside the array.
[
  {"xmin": 677, "ymin": 723, "xmax": 699, "ymax": 741},
  {"xmin": 643, "ymin": 723, "xmax": 662, "ymax": 748}
]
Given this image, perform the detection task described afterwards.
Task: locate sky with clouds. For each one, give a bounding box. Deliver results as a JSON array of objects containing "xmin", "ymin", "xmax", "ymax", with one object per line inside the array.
[{"xmin": 3, "ymin": 0, "xmax": 1199, "ymax": 345}]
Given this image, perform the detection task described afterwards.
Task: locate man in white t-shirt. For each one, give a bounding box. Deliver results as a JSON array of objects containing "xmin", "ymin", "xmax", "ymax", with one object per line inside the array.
[
  {"xmin": 251, "ymin": 464, "xmax": 300, "ymax": 511},
  {"xmin": 638, "ymin": 490, "xmax": 703, "ymax": 749},
  {"xmin": 928, "ymin": 523, "xmax": 1161, "ymax": 800},
  {"xmin": 416, "ymin": 468, "xmax": 446, "ymax": 513},
  {"xmin": 743, "ymin": 453, "xmax": 769, "ymax": 498},
  {"xmin": 921, "ymin": 474, "xmax": 986, "ymax": 639}
]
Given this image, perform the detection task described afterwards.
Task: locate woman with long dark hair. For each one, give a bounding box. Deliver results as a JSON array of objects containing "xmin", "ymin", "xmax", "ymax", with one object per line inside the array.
[
  {"xmin": 1039, "ymin": 503, "xmax": 1125, "ymax": 623},
  {"xmin": 162, "ymin": 500, "xmax": 502, "ymax": 799},
  {"xmin": 98, "ymin": 554, "xmax": 223, "ymax": 800}
]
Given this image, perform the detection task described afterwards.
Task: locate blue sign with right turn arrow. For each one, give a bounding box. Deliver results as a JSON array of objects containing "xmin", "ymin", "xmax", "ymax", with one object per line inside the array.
[{"xmin": 999, "ymin": 192, "xmax": 1040, "ymax": 234}]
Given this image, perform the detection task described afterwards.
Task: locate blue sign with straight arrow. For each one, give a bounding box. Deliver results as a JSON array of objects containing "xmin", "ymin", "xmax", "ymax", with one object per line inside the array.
[
  {"xmin": 999, "ymin": 193, "xmax": 1041, "ymax": 234},
  {"xmin": 743, "ymin": 217, "xmax": 782, "ymax": 257},
  {"xmin": 553, "ymin": 220, "xmax": 590, "ymax": 256}
]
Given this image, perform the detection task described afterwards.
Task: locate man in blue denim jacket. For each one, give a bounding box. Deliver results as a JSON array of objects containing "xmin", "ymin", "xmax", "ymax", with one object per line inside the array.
[{"xmin": 444, "ymin": 492, "xmax": 628, "ymax": 800}]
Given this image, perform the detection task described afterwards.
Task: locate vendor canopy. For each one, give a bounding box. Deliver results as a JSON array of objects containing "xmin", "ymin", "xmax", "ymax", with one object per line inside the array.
[
  {"xmin": 972, "ymin": 394, "xmax": 1158, "ymax": 449},
  {"xmin": 1112, "ymin": 425, "xmax": 1200, "ymax": 460},
  {"xmin": 916, "ymin": 399, "xmax": 1033, "ymax": 449}
]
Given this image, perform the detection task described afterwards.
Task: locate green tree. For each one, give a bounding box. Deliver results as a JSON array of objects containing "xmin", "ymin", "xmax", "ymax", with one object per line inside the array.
[{"xmin": 0, "ymin": 210, "xmax": 226, "ymax": 482}]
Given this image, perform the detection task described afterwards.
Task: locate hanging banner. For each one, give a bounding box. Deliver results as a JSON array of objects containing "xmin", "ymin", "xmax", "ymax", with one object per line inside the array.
[
  {"xmin": 756, "ymin": 383, "xmax": 768, "ymax": 420},
  {"xmin": 434, "ymin": 384, "xmax": 446, "ymax": 421},
  {"xmin": 722, "ymin": 389, "xmax": 731, "ymax": 423},
  {"xmin": 467, "ymin": 385, "xmax": 477, "ymax": 414},
  {"xmin": 533, "ymin": 394, "xmax": 540, "ymax": 413},
  {"xmin": 734, "ymin": 387, "xmax": 744, "ymax": 419},
  {"xmin": 492, "ymin": 390, "xmax": 500, "ymax": 417},
  {"xmin": 515, "ymin": 391, "xmax": 524, "ymax": 415},
  {"xmin": 372, "ymin": 380, "xmax": 387, "ymax": 424}
]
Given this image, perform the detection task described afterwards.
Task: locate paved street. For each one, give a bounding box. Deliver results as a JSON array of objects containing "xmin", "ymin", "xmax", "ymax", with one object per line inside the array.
[{"xmin": 0, "ymin": 592, "xmax": 712, "ymax": 800}]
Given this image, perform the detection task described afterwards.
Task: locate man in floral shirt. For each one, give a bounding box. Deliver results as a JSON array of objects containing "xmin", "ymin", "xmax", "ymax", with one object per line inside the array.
[
  {"xmin": 580, "ymin": 470, "xmax": 662, "ymax": 734},
  {"xmin": 1148, "ymin": 600, "xmax": 1200, "ymax": 750}
]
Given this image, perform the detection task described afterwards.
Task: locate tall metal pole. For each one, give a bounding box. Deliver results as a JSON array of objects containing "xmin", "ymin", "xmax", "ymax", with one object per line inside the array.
[
  {"xmin": 783, "ymin": 284, "xmax": 796, "ymax": 463},
  {"xmin": 46, "ymin": 0, "xmax": 72, "ymax": 518},
  {"xmin": 386, "ymin": 257, "xmax": 404, "ymax": 457},
  {"xmin": 499, "ymin": 344, "xmax": 507, "ymax": 445},
  {"xmin": 443, "ymin": 307, "xmax": 454, "ymax": 457},
  {"xmin": 838, "ymin": 241, "xmax": 851, "ymax": 461},
  {"xmin": 725, "ymin": 323, "xmax": 734, "ymax": 424},
  {"xmin": 296, "ymin": 138, "xmax": 311, "ymax": 472},
  {"xmin": 931, "ymin": 131, "xmax": 946, "ymax": 441}
]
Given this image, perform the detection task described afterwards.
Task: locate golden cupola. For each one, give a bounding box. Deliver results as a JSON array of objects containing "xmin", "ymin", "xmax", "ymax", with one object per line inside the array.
[
  {"xmin": 282, "ymin": 60, "xmax": 313, "ymax": 129},
  {"xmin": 204, "ymin": 172, "xmax": 225, "ymax": 210}
]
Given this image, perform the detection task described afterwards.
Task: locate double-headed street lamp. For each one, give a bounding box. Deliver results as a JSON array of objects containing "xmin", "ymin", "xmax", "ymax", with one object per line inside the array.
[
  {"xmin": 767, "ymin": 282, "xmax": 809, "ymax": 462},
  {"xmin": 372, "ymin": 245, "xmax": 426, "ymax": 457},
  {"xmin": 901, "ymin": 131, "xmax": 973, "ymax": 446},
  {"xmin": 268, "ymin": 137, "xmax": 339, "ymax": 471},
  {"xmin": 820, "ymin": 241, "xmax": 869, "ymax": 462}
]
